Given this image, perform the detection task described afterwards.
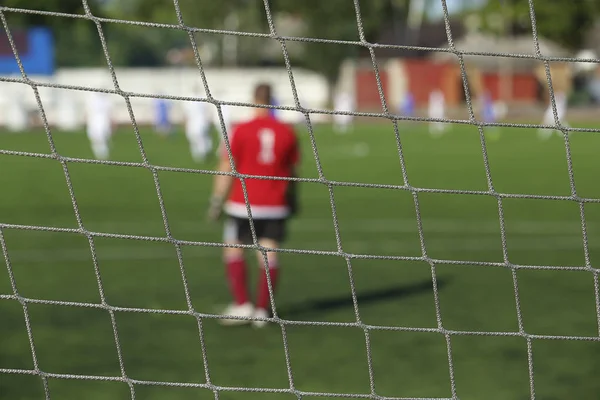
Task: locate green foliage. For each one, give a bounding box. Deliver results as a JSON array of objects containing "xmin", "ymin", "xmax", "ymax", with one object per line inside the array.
[
  {"xmin": 2, "ymin": 0, "xmax": 397, "ymax": 78},
  {"xmin": 3, "ymin": 0, "xmax": 106, "ymax": 67},
  {"xmin": 271, "ymin": 0, "xmax": 397, "ymax": 82},
  {"xmin": 481, "ymin": 0, "xmax": 600, "ymax": 49},
  {"xmin": 6, "ymin": 0, "xmax": 600, "ymax": 79},
  {"xmin": 2, "ymin": 0, "xmax": 87, "ymax": 18},
  {"xmin": 87, "ymin": 0, "xmax": 267, "ymax": 67},
  {"xmin": 54, "ymin": 20, "xmax": 106, "ymax": 67},
  {"xmin": 4, "ymin": 0, "xmax": 402, "ymax": 80}
]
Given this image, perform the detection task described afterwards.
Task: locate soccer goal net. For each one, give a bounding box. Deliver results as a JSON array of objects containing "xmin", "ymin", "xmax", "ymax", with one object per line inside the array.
[{"xmin": 1, "ymin": 0, "xmax": 599, "ymax": 399}]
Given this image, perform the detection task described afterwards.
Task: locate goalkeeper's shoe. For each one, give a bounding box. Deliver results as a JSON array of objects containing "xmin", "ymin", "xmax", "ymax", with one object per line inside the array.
[
  {"xmin": 252, "ymin": 308, "xmax": 271, "ymax": 328},
  {"xmin": 219, "ymin": 302, "xmax": 255, "ymax": 326}
]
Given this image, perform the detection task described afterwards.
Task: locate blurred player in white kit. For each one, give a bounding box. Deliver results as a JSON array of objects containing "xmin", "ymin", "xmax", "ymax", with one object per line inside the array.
[
  {"xmin": 333, "ymin": 91, "xmax": 354, "ymax": 133},
  {"xmin": 85, "ymin": 90, "xmax": 113, "ymax": 160},
  {"xmin": 538, "ymin": 91, "xmax": 568, "ymax": 139},
  {"xmin": 183, "ymin": 89, "xmax": 212, "ymax": 163},
  {"xmin": 535, "ymin": 63, "xmax": 571, "ymax": 140},
  {"xmin": 428, "ymin": 89, "xmax": 447, "ymax": 136},
  {"xmin": 6, "ymin": 97, "xmax": 28, "ymax": 132}
]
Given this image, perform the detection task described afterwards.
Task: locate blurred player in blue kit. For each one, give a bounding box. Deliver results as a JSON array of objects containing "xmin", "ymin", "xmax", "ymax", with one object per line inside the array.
[{"xmin": 153, "ymin": 97, "xmax": 173, "ymax": 137}]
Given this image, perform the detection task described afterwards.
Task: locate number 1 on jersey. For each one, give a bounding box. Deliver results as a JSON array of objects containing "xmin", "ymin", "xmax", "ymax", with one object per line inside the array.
[{"xmin": 258, "ymin": 129, "xmax": 275, "ymax": 164}]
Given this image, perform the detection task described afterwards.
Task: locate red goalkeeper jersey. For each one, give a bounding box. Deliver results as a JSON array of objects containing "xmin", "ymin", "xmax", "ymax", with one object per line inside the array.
[{"xmin": 223, "ymin": 115, "xmax": 299, "ymax": 219}]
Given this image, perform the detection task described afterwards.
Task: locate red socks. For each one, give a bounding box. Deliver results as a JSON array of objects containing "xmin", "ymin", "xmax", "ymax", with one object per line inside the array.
[
  {"xmin": 226, "ymin": 257, "xmax": 279, "ymax": 310},
  {"xmin": 256, "ymin": 265, "xmax": 279, "ymax": 311},
  {"xmin": 226, "ymin": 258, "xmax": 249, "ymax": 305}
]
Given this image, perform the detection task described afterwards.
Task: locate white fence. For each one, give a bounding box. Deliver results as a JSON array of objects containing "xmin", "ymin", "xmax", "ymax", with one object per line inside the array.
[{"xmin": 0, "ymin": 67, "xmax": 330, "ymax": 130}]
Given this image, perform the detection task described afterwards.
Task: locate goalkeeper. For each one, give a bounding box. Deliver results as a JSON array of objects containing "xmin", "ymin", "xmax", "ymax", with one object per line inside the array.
[{"xmin": 207, "ymin": 83, "xmax": 300, "ymax": 328}]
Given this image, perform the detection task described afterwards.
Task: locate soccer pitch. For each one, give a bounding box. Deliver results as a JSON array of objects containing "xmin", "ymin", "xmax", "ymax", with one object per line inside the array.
[{"xmin": 1, "ymin": 121, "xmax": 600, "ymax": 400}]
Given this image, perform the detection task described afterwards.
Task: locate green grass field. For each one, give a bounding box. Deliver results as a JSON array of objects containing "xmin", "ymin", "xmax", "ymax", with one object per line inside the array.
[{"xmin": 1, "ymin": 120, "xmax": 600, "ymax": 400}]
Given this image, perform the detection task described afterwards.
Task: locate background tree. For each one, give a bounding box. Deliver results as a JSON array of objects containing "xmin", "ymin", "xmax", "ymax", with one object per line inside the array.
[
  {"xmin": 2, "ymin": 0, "xmax": 109, "ymax": 66},
  {"xmin": 270, "ymin": 0, "xmax": 396, "ymax": 85},
  {"xmin": 480, "ymin": 0, "xmax": 600, "ymax": 50}
]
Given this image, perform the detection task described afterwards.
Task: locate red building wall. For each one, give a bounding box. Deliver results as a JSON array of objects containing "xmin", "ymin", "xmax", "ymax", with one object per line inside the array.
[
  {"xmin": 353, "ymin": 59, "xmax": 539, "ymax": 110},
  {"xmin": 355, "ymin": 68, "xmax": 389, "ymax": 110},
  {"xmin": 403, "ymin": 59, "xmax": 453, "ymax": 106},
  {"xmin": 482, "ymin": 73, "xmax": 538, "ymax": 102}
]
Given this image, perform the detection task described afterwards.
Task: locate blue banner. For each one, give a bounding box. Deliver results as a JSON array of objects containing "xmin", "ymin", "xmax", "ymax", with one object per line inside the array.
[{"xmin": 0, "ymin": 27, "xmax": 54, "ymax": 75}]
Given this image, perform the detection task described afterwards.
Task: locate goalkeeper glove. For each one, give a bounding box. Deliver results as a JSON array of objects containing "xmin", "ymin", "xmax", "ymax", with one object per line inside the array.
[{"xmin": 207, "ymin": 195, "xmax": 224, "ymax": 222}]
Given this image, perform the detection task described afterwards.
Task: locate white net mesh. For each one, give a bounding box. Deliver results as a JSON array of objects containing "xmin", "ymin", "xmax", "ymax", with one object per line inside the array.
[{"xmin": 1, "ymin": 0, "xmax": 600, "ymax": 399}]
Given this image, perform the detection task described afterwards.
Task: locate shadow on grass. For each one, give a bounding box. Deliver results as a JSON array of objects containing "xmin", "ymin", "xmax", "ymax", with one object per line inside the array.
[{"xmin": 280, "ymin": 278, "xmax": 449, "ymax": 319}]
